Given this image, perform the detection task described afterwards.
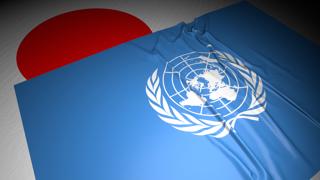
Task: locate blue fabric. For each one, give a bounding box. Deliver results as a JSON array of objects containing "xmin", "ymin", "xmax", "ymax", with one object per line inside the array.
[{"xmin": 15, "ymin": 2, "xmax": 320, "ymax": 179}]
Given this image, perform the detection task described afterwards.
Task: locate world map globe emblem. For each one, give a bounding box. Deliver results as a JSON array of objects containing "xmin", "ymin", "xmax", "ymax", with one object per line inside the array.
[
  {"xmin": 146, "ymin": 50, "xmax": 266, "ymax": 138},
  {"xmin": 162, "ymin": 51, "xmax": 249, "ymax": 119}
]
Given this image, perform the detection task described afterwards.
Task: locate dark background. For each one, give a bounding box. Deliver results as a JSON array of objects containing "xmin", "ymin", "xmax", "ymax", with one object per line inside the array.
[{"xmin": 249, "ymin": 0, "xmax": 320, "ymax": 44}]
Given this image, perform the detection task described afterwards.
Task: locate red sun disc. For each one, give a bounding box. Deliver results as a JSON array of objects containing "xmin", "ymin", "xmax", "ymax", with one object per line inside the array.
[{"xmin": 17, "ymin": 9, "xmax": 152, "ymax": 79}]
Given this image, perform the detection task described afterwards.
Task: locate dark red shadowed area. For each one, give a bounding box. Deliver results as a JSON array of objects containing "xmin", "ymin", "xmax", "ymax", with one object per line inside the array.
[{"xmin": 17, "ymin": 9, "xmax": 152, "ymax": 79}]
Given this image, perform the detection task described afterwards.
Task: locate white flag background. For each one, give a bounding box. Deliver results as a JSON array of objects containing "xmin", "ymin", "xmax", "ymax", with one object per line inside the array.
[{"xmin": 0, "ymin": 1, "xmax": 319, "ymax": 179}]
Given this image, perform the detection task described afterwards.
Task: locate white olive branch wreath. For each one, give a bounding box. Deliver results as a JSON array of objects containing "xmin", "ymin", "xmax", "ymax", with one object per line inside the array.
[{"xmin": 146, "ymin": 51, "xmax": 266, "ymax": 138}]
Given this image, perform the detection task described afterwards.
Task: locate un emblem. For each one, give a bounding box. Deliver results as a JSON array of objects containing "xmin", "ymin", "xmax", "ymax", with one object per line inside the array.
[{"xmin": 146, "ymin": 51, "xmax": 267, "ymax": 138}]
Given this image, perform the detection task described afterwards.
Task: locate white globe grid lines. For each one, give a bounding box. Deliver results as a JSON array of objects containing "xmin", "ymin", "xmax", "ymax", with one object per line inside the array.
[
  {"xmin": 146, "ymin": 51, "xmax": 267, "ymax": 138},
  {"xmin": 162, "ymin": 52, "xmax": 249, "ymax": 118}
]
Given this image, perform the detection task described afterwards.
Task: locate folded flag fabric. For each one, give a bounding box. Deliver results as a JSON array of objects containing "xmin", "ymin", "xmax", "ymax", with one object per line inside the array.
[{"xmin": 15, "ymin": 2, "xmax": 320, "ymax": 180}]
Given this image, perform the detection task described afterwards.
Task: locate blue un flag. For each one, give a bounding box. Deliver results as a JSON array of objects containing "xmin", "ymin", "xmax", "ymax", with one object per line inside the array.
[{"xmin": 15, "ymin": 2, "xmax": 320, "ymax": 179}]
